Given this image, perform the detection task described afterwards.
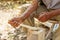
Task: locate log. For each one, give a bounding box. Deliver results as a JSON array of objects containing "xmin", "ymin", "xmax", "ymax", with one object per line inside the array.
[{"xmin": 27, "ymin": 28, "xmax": 46, "ymax": 40}]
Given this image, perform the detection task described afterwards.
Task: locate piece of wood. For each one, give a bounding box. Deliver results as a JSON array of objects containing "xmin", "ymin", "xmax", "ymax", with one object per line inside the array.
[
  {"xmin": 18, "ymin": 24, "xmax": 40, "ymax": 30},
  {"xmin": 34, "ymin": 18, "xmax": 53, "ymax": 28},
  {"xmin": 27, "ymin": 28, "xmax": 46, "ymax": 40}
]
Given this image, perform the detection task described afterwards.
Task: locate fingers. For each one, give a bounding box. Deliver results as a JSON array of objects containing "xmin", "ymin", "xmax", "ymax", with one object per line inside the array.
[
  {"xmin": 8, "ymin": 17, "xmax": 22, "ymax": 27},
  {"xmin": 38, "ymin": 12, "xmax": 49, "ymax": 22},
  {"xmin": 8, "ymin": 19, "xmax": 20, "ymax": 28}
]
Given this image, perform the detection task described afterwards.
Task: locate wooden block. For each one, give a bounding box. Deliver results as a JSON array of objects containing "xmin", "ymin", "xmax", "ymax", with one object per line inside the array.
[{"xmin": 27, "ymin": 28, "xmax": 46, "ymax": 40}]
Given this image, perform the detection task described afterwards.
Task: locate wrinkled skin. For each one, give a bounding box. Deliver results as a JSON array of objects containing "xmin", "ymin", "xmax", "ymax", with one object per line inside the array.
[
  {"xmin": 38, "ymin": 9, "xmax": 60, "ymax": 22},
  {"xmin": 8, "ymin": 0, "xmax": 38, "ymax": 27},
  {"xmin": 8, "ymin": 17, "xmax": 23, "ymax": 27}
]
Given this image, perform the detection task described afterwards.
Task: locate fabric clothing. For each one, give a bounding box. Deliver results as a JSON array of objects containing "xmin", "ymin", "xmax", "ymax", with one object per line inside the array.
[{"xmin": 38, "ymin": 0, "xmax": 60, "ymax": 9}]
